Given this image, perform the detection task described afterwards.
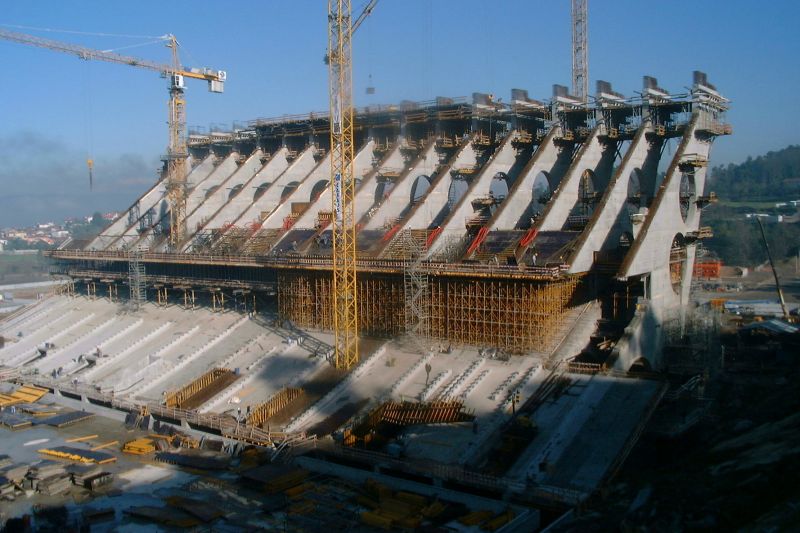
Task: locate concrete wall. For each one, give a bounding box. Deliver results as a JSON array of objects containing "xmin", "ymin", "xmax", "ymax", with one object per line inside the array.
[
  {"xmin": 615, "ymin": 114, "xmax": 712, "ymax": 370},
  {"xmin": 351, "ymin": 145, "xmax": 406, "ymax": 223},
  {"xmin": 399, "ymin": 140, "xmax": 478, "ymax": 232},
  {"xmin": 194, "ymin": 146, "xmax": 298, "ymax": 235},
  {"xmin": 257, "ymin": 149, "xmax": 330, "ymax": 230},
  {"xmin": 126, "ymin": 152, "xmax": 239, "ymax": 251},
  {"xmin": 283, "ymin": 140, "xmax": 376, "ymax": 231},
  {"xmin": 176, "ymin": 149, "xmax": 265, "ymax": 248}
]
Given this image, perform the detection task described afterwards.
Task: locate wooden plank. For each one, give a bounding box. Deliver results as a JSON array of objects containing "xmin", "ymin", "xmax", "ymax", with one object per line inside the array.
[
  {"xmin": 66, "ymin": 434, "xmax": 99, "ymax": 443},
  {"xmin": 90, "ymin": 440, "xmax": 119, "ymax": 451}
]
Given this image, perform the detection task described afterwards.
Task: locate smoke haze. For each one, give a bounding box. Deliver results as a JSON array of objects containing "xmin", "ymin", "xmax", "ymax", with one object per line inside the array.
[{"xmin": 0, "ymin": 131, "xmax": 159, "ymax": 227}]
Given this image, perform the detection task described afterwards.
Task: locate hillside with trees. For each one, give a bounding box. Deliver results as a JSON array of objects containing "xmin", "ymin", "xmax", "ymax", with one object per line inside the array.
[
  {"xmin": 702, "ymin": 145, "xmax": 800, "ymax": 267},
  {"xmin": 706, "ymin": 145, "xmax": 800, "ymax": 201}
]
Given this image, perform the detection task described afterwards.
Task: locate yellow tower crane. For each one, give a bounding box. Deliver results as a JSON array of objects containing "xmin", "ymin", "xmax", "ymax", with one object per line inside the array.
[
  {"xmin": 0, "ymin": 29, "xmax": 226, "ymax": 248},
  {"xmin": 327, "ymin": 0, "xmax": 377, "ymax": 370}
]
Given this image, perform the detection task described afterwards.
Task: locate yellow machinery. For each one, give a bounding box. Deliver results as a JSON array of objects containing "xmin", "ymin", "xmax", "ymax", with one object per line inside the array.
[
  {"xmin": 0, "ymin": 29, "xmax": 226, "ymax": 248},
  {"xmin": 327, "ymin": 0, "xmax": 377, "ymax": 369}
]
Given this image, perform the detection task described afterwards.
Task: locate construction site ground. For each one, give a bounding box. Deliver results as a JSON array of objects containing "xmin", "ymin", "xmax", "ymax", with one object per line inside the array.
[
  {"xmin": 548, "ymin": 363, "xmax": 800, "ymax": 531},
  {"xmin": 0, "ymin": 293, "xmax": 676, "ymax": 528},
  {"xmin": 0, "ymin": 391, "xmax": 538, "ymax": 530}
]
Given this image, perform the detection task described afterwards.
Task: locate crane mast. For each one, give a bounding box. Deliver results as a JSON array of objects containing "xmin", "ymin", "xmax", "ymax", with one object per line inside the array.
[
  {"xmin": 165, "ymin": 35, "xmax": 188, "ymax": 248},
  {"xmin": 328, "ymin": 0, "xmax": 359, "ymax": 370},
  {"xmin": 571, "ymin": 0, "xmax": 588, "ymax": 101},
  {"xmin": 0, "ymin": 28, "xmax": 225, "ymax": 248}
]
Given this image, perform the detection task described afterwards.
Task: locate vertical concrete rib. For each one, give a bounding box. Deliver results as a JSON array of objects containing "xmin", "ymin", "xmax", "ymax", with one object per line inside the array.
[
  {"xmin": 567, "ymin": 125, "xmax": 657, "ymax": 273},
  {"xmin": 425, "ymin": 131, "xmax": 520, "ymax": 257},
  {"xmin": 282, "ymin": 140, "xmax": 376, "ymax": 231},
  {"xmin": 391, "ymin": 137, "xmax": 477, "ymax": 234},
  {"xmin": 538, "ymin": 126, "xmax": 611, "ymax": 231},
  {"xmin": 171, "ymin": 149, "xmax": 266, "ymax": 250},
  {"xmin": 121, "ymin": 152, "xmax": 240, "ymax": 251},
  {"xmin": 361, "ymin": 141, "xmax": 439, "ymax": 233},
  {"xmin": 212, "ymin": 146, "xmax": 314, "ymax": 231},
  {"xmin": 485, "ymin": 127, "xmax": 564, "ymax": 231},
  {"xmin": 88, "ymin": 155, "xmax": 215, "ymax": 251}
]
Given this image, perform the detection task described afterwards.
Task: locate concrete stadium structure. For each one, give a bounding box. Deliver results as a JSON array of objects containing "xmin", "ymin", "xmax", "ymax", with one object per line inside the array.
[{"xmin": 1, "ymin": 71, "xmax": 729, "ymax": 506}]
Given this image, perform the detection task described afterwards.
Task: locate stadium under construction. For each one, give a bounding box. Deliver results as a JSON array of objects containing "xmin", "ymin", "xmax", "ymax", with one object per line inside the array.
[{"xmin": 2, "ymin": 72, "xmax": 730, "ymax": 523}]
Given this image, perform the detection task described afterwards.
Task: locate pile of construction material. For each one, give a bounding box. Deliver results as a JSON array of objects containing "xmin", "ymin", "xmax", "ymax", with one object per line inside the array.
[
  {"xmin": 24, "ymin": 461, "xmax": 71, "ymax": 496},
  {"xmin": 358, "ymin": 478, "xmax": 516, "ymax": 531}
]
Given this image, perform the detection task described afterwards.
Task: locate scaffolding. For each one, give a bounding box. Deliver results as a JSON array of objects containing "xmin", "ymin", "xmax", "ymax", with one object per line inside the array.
[
  {"xmin": 428, "ymin": 277, "xmax": 578, "ymax": 353},
  {"xmin": 128, "ymin": 248, "xmax": 146, "ymax": 308},
  {"xmin": 278, "ymin": 270, "xmax": 579, "ymax": 354},
  {"xmin": 400, "ymin": 230, "xmax": 430, "ymax": 352}
]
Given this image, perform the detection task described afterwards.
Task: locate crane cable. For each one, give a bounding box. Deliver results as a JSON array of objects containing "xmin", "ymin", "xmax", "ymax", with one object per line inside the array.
[
  {"xmin": 0, "ymin": 23, "xmax": 164, "ymax": 40},
  {"xmin": 82, "ymin": 61, "xmax": 94, "ymax": 191}
]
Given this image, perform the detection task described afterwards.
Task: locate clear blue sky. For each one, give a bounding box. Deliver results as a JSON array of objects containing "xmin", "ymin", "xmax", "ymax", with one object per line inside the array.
[{"xmin": 1, "ymin": 0, "xmax": 799, "ymax": 226}]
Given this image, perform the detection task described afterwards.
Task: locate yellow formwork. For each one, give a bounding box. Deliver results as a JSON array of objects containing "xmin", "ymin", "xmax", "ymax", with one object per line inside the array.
[{"xmin": 0, "ymin": 384, "xmax": 49, "ymax": 407}]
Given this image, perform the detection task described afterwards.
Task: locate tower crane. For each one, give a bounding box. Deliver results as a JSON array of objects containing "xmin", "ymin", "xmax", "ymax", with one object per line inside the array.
[
  {"xmin": 0, "ymin": 28, "xmax": 226, "ymax": 248},
  {"xmin": 327, "ymin": 0, "xmax": 378, "ymax": 370},
  {"xmin": 571, "ymin": 0, "xmax": 588, "ymax": 101}
]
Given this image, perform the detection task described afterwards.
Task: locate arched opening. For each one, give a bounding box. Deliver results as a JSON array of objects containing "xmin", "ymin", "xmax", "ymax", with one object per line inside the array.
[
  {"xmin": 375, "ymin": 180, "xmax": 395, "ymax": 204},
  {"xmin": 575, "ymin": 169, "xmax": 598, "ymax": 220},
  {"xmin": 626, "ymin": 168, "xmax": 643, "ymax": 215},
  {"xmin": 228, "ymin": 184, "xmax": 244, "ymax": 199},
  {"xmin": 281, "ymin": 181, "xmax": 300, "ymax": 202},
  {"xmin": 489, "ymin": 172, "xmax": 509, "ymax": 200},
  {"xmin": 532, "ymin": 171, "xmax": 551, "ymax": 213},
  {"xmin": 618, "ymin": 231, "xmax": 634, "ymax": 249},
  {"xmin": 679, "ymin": 172, "xmax": 696, "ymax": 222},
  {"xmin": 629, "ymin": 356, "xmax": 652, "ymax": 373},
  {"xmin": 447, "ymin": 178, "xmax": 469, "ymax": 209},
  {"xmin": 670, "ymin": 233, "xmax": 686, "ymax": 295},
  {"xmin": 253, "ymin": 182, "xmax": 270, "ymax": 201},
  {"xmin": 157, "ymin": 200, "xmax": 169, "ymax": 236},
  {"xmin": 310, "ymin": 180, "xmax": 328, "ymax": 202},
  {"xmin": 410, "ymin": 175, "xmax": 431, "ymax": 204}
]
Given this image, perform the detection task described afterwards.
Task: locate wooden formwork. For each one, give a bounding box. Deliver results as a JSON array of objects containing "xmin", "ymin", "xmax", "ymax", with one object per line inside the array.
[
  {"xmin": 164, "ymin": 368, "xmax": 235, "ymax": 409},
  {"xmin": 344, "ymin": 400, "xmax": 473, "ymax": 447},
  {"xmin": 278, "ymin": 271, "xmax": 578, "ymax": 353},
  {"xmin": 380, "ymin": 400, "xmax": 473, "ymax": 426},
  {"xmin": 247, "ymin": 387, "xmax": 304, "ymax": 427}
]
